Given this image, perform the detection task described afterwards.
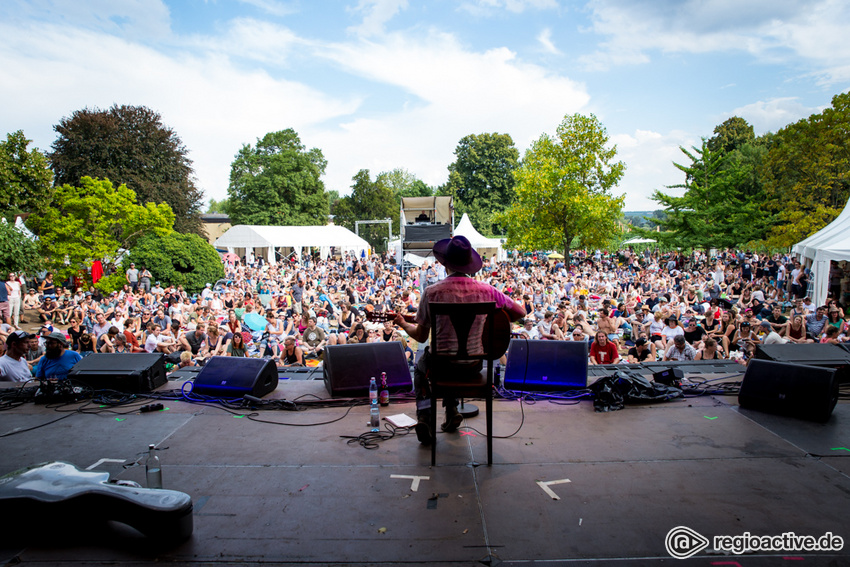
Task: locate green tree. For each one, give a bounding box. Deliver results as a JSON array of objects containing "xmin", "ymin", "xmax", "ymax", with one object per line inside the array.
[
  {"xmin": 333, "ymin": 169, "xmax": 398, "ymax": 251},
  {"xmin": 49, "ymin": 104, "xmax": 204, "ymax": 234},
  {"xmin": 126, "ymin": 231, "xmax": 224, "ymax": 294},
  {"xmin": 497, "ymin": 114, "xmax": 625, "ymax": 264},
  {"xmin": 0, "ymin": 221, "xmax": 42, "ymax": 275},
  {"xmin": 649, "ymin": 142, "xmax": 768, "ymax": 250},
  {"xmin": 26, "ymin": 176, "xmax": 175, "ymax": 279},
  {"xmin": 760, "ymin": 92, "xmax": 850, "ymax": 248},
  {"xmin": 227, "ymin": 129, "xmax": 329, "ymax": 226},
  {"xmin": 446, "ymin": 133, "xmax": 519, "ymax": 236},
  {"xmin": 206, "ymin": 197, "xmax": 231, "ymax": 215},
  {"xmin": 707, "ymin": 116, "xmax": 755, "ymax": 155},
  {"xmin": 0, "ymin": 130, "xmax": 54, "ymax": 218}
]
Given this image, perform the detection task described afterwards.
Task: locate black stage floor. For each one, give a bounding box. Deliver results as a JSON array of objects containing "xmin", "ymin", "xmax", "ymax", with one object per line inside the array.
[{"xmin": 1, "ymin": 361, "xmax": 849, "ymax": 566}]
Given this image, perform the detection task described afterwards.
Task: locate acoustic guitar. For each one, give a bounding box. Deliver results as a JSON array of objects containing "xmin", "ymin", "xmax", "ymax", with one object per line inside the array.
[{"xmin": 364, "ymin": 305, "xmax": 512, "ymax": 358}]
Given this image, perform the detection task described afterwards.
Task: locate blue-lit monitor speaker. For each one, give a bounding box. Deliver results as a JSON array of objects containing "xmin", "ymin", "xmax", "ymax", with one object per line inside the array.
[
  {"xmin": 67, "ymin": 353, "xmax": 167, "ymax": 392},
  {"xmin": 503, "ymin": 339, "xmax": 588, "ymax": 391},
  {"xmin": 738, "ymin": 359, "xmax": 839, "ymax": 423},
  {"xmin": 193, "ymin": 356, "xmax": 278, "ymax": 398},
  {"xmin": 323, "ymin": 342, "xmax": 413, "ymax": 397}
]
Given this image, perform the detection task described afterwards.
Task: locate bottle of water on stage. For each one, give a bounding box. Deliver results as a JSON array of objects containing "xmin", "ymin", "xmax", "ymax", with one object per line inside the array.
[
  {"xmin": 369, "ymin": 377, "xmax": 380, "ymax": 432},
  {"xmin": 146, "ymin": 444, "xmax": 162, "ymax": 489},
  {"xmin": 379, "ymin": 372, "xmax": 389, "ymax": 407}
]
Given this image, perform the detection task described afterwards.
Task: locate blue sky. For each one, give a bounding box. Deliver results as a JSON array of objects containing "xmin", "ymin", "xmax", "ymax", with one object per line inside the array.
[{"xmin": 2, "ymin": 0, "xmax": 849, "ymax": 212}]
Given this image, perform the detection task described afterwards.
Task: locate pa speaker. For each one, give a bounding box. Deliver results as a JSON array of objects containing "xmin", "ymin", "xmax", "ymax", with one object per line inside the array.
[
  {"xmin": 739, "ymin": 359, "xmax": 838, "ymax": 423},
  {"xmin": 503, "ymin": 339, "xmax": 588, "ymax": 391},
  {"xmin": 323, "ymin": 342, "xmax": 412, "ymax": 397},
  {"xmin": 68, "ymin": 353, "xmax": 167, "ymax": 392},
  {"xmin": 193, "ymin": 356, "xmax": 278, "ymax": 398},
  {"xmin": 755, "ymin": 343, "xmax": 850, "ymax": 383}
]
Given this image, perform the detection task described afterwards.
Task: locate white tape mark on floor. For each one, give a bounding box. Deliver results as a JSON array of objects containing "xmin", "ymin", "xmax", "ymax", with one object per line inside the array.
[
  {"xmin": 391, "ymin": 474, "xmax": 430, "ymax": 492},
  {"xmin": 537, "ymin": 479, "xmax": 571, "ymax": 500}
]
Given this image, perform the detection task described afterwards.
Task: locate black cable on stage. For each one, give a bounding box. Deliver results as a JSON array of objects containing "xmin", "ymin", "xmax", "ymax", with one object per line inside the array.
[
  {"xmin": 0, "ymin": 412, "xmax": 77, "ymax": 437},
  {"xmin": 341, "ymin": 421, "xmax": 412, "ymax": 449}
]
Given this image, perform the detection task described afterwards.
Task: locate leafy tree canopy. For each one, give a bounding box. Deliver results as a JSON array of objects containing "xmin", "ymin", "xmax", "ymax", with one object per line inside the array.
[
  {"xmin": 759, "ymin": 91, "xmax": 850, "ymax": 248},
  {"xmin": 227, "ymin": 129, "xmax": 329, "ymax": 226},
  {"xmin": 497, "ymin": 113, "xmax": 625, "ymax": 263},
  {"xmin": 446, "ymin": 133, "xmax": 518, "ymax": 236},
  {"xmin": 0, "ymin": 130, "xmax": 54, "ymax": 218},
  {"xmin": 707, "ymin": 116, "xmax": 755, "ymax": 155},
  {"xmin": 648, "ymin": 142, "xmax": 769, "ymax": 250},
  {"xmin": 127, "ymin": 231, "xmax": 224, "ymax": 294},
  {"xmin": 49, "ymin": 104, "xmax": 204, "ymax": 234},
  {"xmin": 206, "ymin": 197, "xmax": 231, "ymax": 215},
  {"xmin": 333, "ymin": 169, "xmax": 398, "ymax": 251},
  {"xmin": 26, "ymin": 176, "xmax": 175, "ymax": 280},
  {"xmin": 0, "ymin": 220, "xmax": 42, "ymax": 275}
]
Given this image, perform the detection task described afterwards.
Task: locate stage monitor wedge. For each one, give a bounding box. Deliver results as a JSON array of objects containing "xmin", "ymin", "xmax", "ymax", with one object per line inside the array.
[
  {"xmin": 193, "ymin": 356, "xmax": 278, "ymax": 398},
  {"xmin": 755, "ymin": 343, "xmax": 850, "ymax": 383},
  {"xmin": 68, "ymin": 353, "xmax": 167, "ymax": 392},
  {"xmin": 324, "ymin": 342, "xmax": 412, "ymax": 397},
  {"xmin": 739, "ymin": 359, "xmax": 838, "ymax": 423},
  {"xmin": 503, "ymin": 339, "xmax": 588, "ymax": 391}
]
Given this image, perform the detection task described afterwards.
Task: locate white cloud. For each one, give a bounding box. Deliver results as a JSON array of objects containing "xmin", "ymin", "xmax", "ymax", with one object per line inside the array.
[
  {"xmin": 347, "ymin": 0, "xmax": 409, "ymax": 38},
  {"xmin": 237, "ymin": 0, "xmax": 297, "ymax": 18},
  {"xmin": 0, "ymin": 20, "xmax": 360, "ymax": 200},
  {"xmin": 185, "ymin": 17, "xmax": 302, "ymax": 65},
  {"xmin": 581, "ymin": 0, "xmax": 850, "ymax": 73},
  {"xmin": 312, "ymin": 30, "xmax": 590, "ymax": 190},
  {"xmin": 460, "ymin": 0, "xmax": 558, "ymax": 15},
  {"xmin": 537, "ymin": 28, "xmax": 561, "ymax": 55},
  {"xmin": 726, "ymin": 97, "xmax": 823, "ymax": 134},
  {"xmin": 610, "ymin": 129, "xmax": 698, "ymax": 209}
]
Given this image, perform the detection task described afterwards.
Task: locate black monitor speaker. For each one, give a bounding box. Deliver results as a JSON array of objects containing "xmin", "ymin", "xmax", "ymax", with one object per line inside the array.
[
  {"xmin": 738, "ymin": 359, "xmax": 839, "ymax": 423},
  {"xmin": 67, "ymin": 353, "xmax": 167, "ymax": 392},
  {"xmin": 755, "ymin": 343, "xmax": 850, "ymax": 383},
  {"xmin": 503, "ymin": 339, "xmax": 588, "ymax": 391},
  {"xmin": 323, "ymin": 342, "xmax": 412, "ymax": 397},
  {"xmin": 193, "ymin": 356, "xmax": 278, "ymax": 398}
]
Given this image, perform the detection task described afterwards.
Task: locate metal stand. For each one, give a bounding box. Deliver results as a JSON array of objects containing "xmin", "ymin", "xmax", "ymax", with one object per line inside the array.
[{"xmin": 458, "ymin": 399, "xmax": 479, "ymax": 418}]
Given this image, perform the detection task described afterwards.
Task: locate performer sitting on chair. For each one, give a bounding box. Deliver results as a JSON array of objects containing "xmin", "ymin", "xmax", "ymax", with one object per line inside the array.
[{"xmin": 394, "ymin": 235, "xmax": 525, "ymax": 445}]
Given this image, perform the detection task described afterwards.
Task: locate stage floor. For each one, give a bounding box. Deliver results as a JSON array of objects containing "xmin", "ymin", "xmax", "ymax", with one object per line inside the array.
[{"xmin": 1, "ymin": 369, "xmax": 849, "ymax": 566}]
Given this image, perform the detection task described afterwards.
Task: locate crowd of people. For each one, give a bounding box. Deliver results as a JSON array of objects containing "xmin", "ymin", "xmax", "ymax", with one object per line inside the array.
[{"xmin": 1, "ymin": 245, "xmax": 849, "ymax": 383}]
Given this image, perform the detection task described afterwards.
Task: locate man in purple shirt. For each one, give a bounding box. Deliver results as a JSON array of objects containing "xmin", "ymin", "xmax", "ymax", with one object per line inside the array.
[{"xmin": 395, "ymin": 236, "xmax": 525, "ymax": 445}]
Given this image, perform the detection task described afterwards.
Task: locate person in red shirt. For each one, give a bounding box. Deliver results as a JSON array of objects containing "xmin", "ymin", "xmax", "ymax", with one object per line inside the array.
[{"xmin": 589, "ymin": 331, "xmax": 619, "ymax": 365}]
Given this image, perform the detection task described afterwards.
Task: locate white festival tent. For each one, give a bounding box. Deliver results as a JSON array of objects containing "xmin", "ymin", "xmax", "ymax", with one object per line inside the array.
[
  {"xmin": 623, "ymin": 237, "xmax": 657, "ymax": 245},
  {"xmin": 792, "ymin": 196, "xmax": 850, "ymax": 306},
  {"xmin": 453, "ymin": 213, "xmax": 506, "ymax": 262},
  {"xmin": 214, "ymin": 225, "xmax": 370, "ymax": 264}
]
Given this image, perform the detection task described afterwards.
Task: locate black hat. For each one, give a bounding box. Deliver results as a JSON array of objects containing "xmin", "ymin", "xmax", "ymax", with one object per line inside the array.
[{"xmin": 433, "ymin": 236, "xmax": 482, "ymax": 275}]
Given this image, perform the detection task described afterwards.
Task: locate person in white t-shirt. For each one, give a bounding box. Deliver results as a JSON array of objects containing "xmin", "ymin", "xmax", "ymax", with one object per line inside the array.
[
  {"xmin": 6, "ymin": 273, "xmax": 22, "ymax": 329},
  {"xmin": 0, "ymin": 330, "xmax": 36, "ymax": 382}
]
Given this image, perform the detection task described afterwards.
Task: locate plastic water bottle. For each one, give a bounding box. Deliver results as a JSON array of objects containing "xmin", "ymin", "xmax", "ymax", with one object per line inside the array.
[
  {"xmin": 145, "ymin": 444, "xmax": 162, "ymax": 489},
  {"xmin": 369, "ymin": 377, "xmax": 380, "ymax": 431},
  {"xmin": 379, "ymin": 372, "xmax": 389, "ymax": 407}
]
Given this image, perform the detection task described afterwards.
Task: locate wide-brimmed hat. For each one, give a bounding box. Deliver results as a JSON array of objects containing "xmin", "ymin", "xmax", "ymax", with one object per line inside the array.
[{"xmin": 433, "ymin": 236, "xmax": 482, "ymax": 275}]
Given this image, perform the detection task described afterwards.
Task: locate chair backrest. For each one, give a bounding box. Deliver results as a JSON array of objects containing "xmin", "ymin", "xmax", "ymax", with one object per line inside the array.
[{"xmin": 429, "ymin": 302, "xmax": 496, "ymax": 361}]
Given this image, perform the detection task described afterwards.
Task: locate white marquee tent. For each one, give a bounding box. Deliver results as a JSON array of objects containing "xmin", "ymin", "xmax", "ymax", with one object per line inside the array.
[
  {"xmin": 454, "ymin": 213, "xmax": 506, "ymax": 262},
  {"xmin": 793, "ymin": 197, "xmax": 850, "ymax": 306},
  {"xmin": 214, "ymin": 225, "xmax": 370, "ymax": 264}
]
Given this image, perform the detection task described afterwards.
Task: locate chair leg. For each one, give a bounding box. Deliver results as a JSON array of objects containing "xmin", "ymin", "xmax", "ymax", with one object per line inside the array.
[
  {"xmin": 430, "ymin": 390, "xmax": 437, "ymax": 466},
  {"xmin": 486, "ymin": 393, "xmax": 493, "ymax": 466}
]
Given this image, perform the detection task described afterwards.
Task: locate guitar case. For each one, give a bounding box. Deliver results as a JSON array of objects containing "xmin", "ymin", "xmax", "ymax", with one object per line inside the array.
[{"xmin": 0, "ymin": 461, "xmax": 193, "ymax": 545}]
